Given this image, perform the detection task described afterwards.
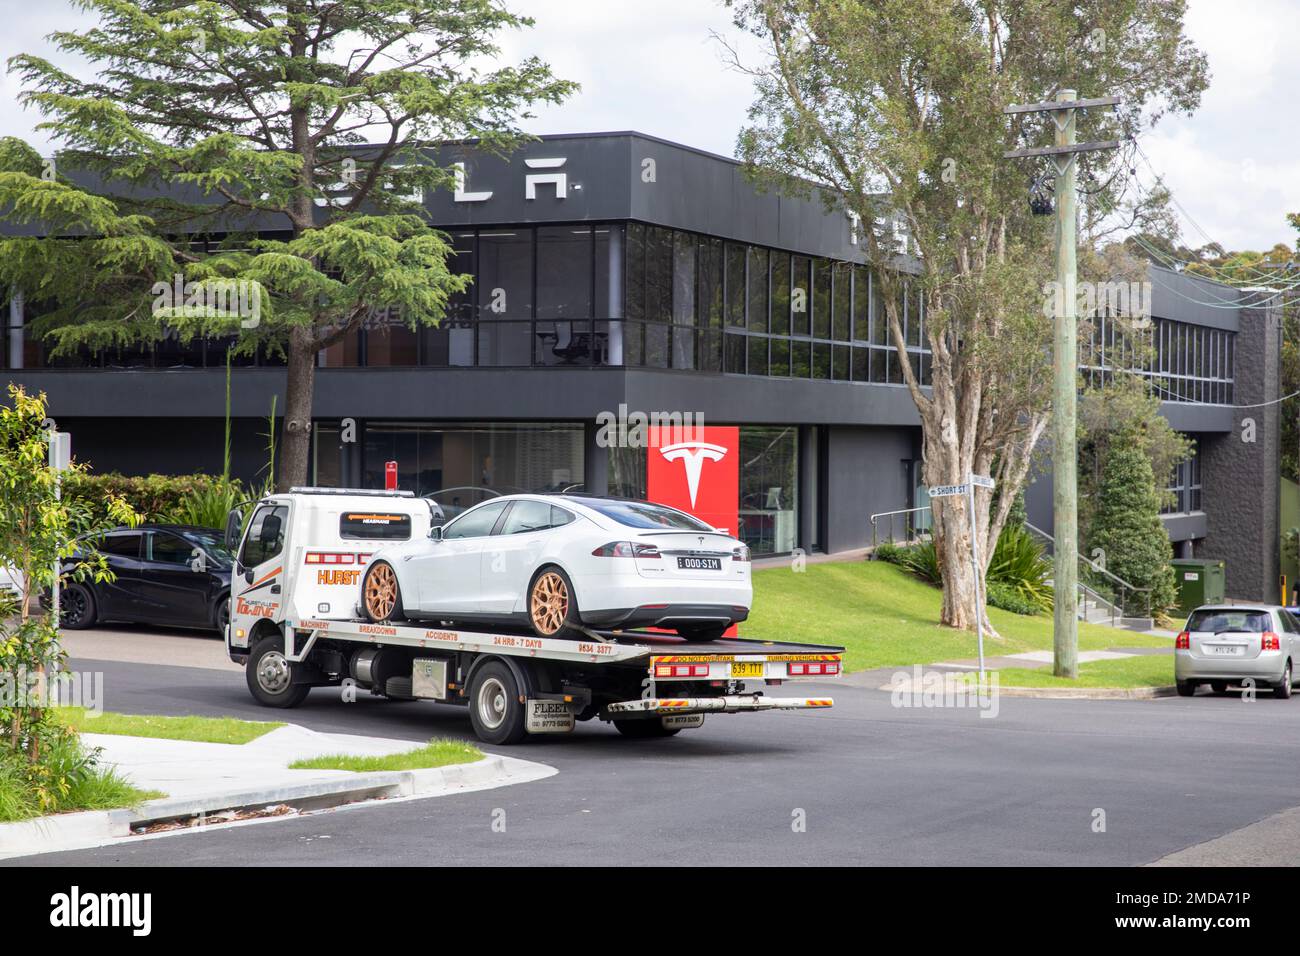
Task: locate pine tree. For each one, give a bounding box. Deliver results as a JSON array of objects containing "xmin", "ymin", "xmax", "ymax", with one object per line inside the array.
[{"xmin": 1086, "ymin": 431, "xmax": 1177, "ymax": 616}]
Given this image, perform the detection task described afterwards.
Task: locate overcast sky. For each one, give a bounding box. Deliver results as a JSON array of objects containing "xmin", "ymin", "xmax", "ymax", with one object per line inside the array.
[{"xmin": 1, "ymin": 0, "xmax": 1296, "ymax": 253}]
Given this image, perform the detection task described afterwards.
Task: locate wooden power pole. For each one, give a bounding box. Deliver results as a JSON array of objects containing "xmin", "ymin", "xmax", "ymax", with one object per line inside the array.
[{"xmin": 1004, "ymin": 90, "xmax": 1121, "ymax": 678}]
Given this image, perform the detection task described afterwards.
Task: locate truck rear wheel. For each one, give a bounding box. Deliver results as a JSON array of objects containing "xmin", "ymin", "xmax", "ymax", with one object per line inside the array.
[
  {"xmin": 613, "ymin": 718, "xmax": 682, "ymax": 739},
  {"xmin": 247, "ymin": 633, "xmax": 311, "ymax": 708},
  {"xmin": 469, "ymin": 661, "xmax": 528, "ymax": 745}
]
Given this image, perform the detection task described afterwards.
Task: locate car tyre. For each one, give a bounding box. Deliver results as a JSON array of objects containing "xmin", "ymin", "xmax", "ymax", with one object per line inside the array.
[
  {"xmin": 468, "ymin": 661, "xmax": 528, "ymax": 745},
  {"xmin": 527, "ymin": 566, "xmax": 579, "ymax": 639},
  {"xmin": 59, "ymin": 582, "xmax": 97, "ymax": 630},
  {"xmin": 1175, "ymin": 680, "xmax": 1197, "ymax": 697},
  {"xmin": 246, "ymin": 632, "xmax": 311, "ymax": 708},
  {"xmin": 613, "ymin": 718, "xmax": 682, "ymax": 739},
  {"xmin": 213, "ymin": 595, "xmax": 231, "ymax": 637},
  {"xmin": 1274, "ymin": 661, "xmax": 1293, "ymax": 699},
  {"xmin": 361, "ymin": 561, "xmax": 405, "ymax": 622}
]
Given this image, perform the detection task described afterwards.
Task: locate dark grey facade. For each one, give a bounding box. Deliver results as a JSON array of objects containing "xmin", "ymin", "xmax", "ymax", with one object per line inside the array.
[{"xmin": 1, "ymin": 133, "xmax": 1283, "ymax": 586}]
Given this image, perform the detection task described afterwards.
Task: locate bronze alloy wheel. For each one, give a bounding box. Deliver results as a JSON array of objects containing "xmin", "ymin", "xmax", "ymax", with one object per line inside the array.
[
  {"xmin": 530, "ymin": 571, "xmax": 569, "ymax": 636},
  {"xmin": 365, "ymin": 562, "xmax": 398, "ymax": 621}
]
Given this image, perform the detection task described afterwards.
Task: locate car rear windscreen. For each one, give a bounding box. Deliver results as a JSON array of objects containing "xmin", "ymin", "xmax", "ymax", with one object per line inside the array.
[
  {"xmin": 572, "ymin": 498, "xmax": 713, "ymax": 531},
  {"xmin": 340, "ymin": 512, "xmax": 412, "ymax": 540},
  {"xmin": 1186, "ymin": 609, "xmax": 1272, "ymax": 633}
]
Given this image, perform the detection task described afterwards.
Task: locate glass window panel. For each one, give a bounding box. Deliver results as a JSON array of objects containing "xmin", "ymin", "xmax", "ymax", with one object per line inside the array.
[
  {"xmin": 535, "ymin": 319, "xmax": 596, "ymax": 366},
  {"xmin": 747, "ymin": 335, "xmax": 769, "ymax": 376},
  {"xmin": 905, "ymin": 287, "xmax": 920, "ymax": 347},
  {"xmin": 812, "ymin": 341, "xmax": 830, "ymax": 379},
  {"xmin": 872, "ymin": 277, "xmax": 889, "ymax": 345},
  {"xmin": 791, "ymin": 339, "xmax": 811, "ymax": 378},
  {"xmin": 738, "ymin": 426, "xmax": 798, "ymax": 556},
  {"xmin": 477, "ymin": 230, "xmax": 532, "ymax": 320},
  {"xmin": 832, "ymin": 344, "xmax": 849, "ymax": 380},
  {"xmin": 770, "ymin": 251, "xmax": 791, "ymax": 336},
  {"xmin": 625, "ymin": 223, "xmax": 645, "ymax": 321},
  {"xmin": 770, "ymin": 336, "xmax": 790, "ymax": 377},
  {"xmin": 871, "ymin": 347, "xmax": 887, "ymax": 382},
  {"xmin": 698, "ymin": 328, "xmax": 722, "ymax": 372},
  {"xmin": 699, "ymin": 238, "xmax": 723, "ymax": 328},
  {"xmin": 365, "ymin": 308, "xmax": 418, "ymax": 366},
  {"xmin": 645, "ymin": 227, "xmax": 673, "ymax": 323},
  {"xmin": 477, "ymin": 321, "xmax": 531, "ymax": 366},
  {"xmin": 725, "ymin": 243, "xmax": 747, "ymax": 328},
  {"xmin": 791, "ymin": 256, "xmax": 811, "ymax": 336},
  {"xmin": 672, "ymin": 232, "xmax": 696, "ymax": 325},
  {"xmin": 832, "ymin": 264, "xmax": 851, "ymax": 341},
  {"xmin": 887, "ymin": 348, "xmax": 903, "ymax": 384},
  {"xmin": 624, "ymin": 320, "xmax": 644, "ymax": 366},
  {"xmin": 747, "ymin": 247, "xmax": 769, "ymax": 333},
  {"xmin": 537, "ymin": 226, "xmax": 592, "ymax": 321},
  {"xmin": 724, "ymin": 331, "xmax": 746, "ymax": 373},
  {"xmin": 853, "ymin": 267, "xmax": 870, "ymax": 342},
  {"xmin": 852, "ymin": 345, "xmax": 868, "ymax": 381},
  {"xmin": 671, "ymin": 325, "xmax": 695, "ymax": 369},
  {"xmin": 812, "ymin": 259, "xmax": 831, "ymax": 338},
  {"xmin": 643, "ymin": 321, "xmax": 668, "ymax": 368}
]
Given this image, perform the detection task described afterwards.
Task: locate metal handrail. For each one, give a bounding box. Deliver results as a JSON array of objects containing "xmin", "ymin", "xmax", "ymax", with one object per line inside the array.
[
  {"xmin": 1023, "ymin": 521, "xmax": 1153, "ymax": 620},
  {"xmin": 869, "ymin": 506, "xmax": 933, "ymax": 550}
]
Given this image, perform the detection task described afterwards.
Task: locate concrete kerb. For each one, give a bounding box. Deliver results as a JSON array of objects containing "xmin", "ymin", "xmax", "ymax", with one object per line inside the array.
[{"xmin": 0, "ymin": 753, "xmax": 554, "ymax": 860}]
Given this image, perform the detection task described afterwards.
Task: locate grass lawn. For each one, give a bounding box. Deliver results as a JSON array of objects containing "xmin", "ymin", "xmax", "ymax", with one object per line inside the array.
[
  {"xmin": 289, "ymin": 738, "xmax": 482, "ymax": 772},
  {"xmin": 61, "ymin": 708, "xmax": 284, "ymax": 745},
  {"xmin": 744, "ymin": 559, "xmax": 1170, "ymax": 673},
  {"xmin": 975, "ymin": 655, "xmax": 1174, "ymax": 689}
]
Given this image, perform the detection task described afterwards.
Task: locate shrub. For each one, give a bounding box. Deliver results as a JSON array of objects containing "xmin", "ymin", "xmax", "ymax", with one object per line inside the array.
[
  {"xmin": 1086, "ymin": 433, "xmax": 1177, "ymax": 616},
  {"xmin": 986, "ymin": 580, "xmax": 1041, "ymax": 616},
  {"xmin": 62, "ymin": 472, "xmax": 240, "ymax": 528},
  {"xmin": 873, "ymin": 541, "xmax": 905, "ymax": 564},
  {"xmin": 880, "ymin": 525, "xmax": 1054, "ymax": 614}
]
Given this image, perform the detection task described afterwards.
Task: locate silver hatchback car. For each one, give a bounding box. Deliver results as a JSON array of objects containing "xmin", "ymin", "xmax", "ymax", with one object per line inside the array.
[{"xmin": 1174, "ymin": 605, "xmax": 1299, "ymax": 698}]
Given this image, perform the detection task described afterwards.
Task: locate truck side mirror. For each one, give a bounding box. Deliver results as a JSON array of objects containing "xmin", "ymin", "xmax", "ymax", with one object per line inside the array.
[{"xmin": 225, "ymin": 508, "xmax": 244, "ymax": 551}]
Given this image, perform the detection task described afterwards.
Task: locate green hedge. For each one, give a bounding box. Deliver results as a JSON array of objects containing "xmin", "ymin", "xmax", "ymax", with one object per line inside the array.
[{"xmin": 61, "ymin": 472, "xmax": 241, "ymax": 527}]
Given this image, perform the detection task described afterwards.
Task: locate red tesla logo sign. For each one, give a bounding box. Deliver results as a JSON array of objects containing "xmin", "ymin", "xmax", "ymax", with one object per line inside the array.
[{"xmin": 646, "ymin": 426, "xmax": 739, "ymax": 535}]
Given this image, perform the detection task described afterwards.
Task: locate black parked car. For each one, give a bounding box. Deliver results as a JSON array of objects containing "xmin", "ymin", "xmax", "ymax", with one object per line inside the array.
[{"xmin": 55, "ymin": 525, "xmax": 234, "ymax": 634}]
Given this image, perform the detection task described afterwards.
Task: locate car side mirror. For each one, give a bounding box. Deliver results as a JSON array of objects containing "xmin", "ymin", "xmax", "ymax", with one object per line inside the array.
[
  {"xmin": 428, "ymin": 525, "xmax": 444, "ymax": 541},
  {"xmin": 224, "ymin": 508, "xmax": 244, "ymax": 551}
]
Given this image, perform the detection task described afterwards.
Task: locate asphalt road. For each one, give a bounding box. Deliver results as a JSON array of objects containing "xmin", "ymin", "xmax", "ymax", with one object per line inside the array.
[{"xmin": 13, "ymin": 629, "xmax": 1300, "ymax": 866}]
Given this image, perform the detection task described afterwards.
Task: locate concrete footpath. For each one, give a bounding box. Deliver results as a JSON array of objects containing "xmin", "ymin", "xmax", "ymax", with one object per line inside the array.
[{"xmin": 0, "ymin": 723, "xmax": 556, "ymax": 859}]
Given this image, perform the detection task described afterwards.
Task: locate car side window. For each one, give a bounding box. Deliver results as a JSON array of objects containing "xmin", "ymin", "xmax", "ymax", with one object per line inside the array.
[
  {"xmin": 499, "ymin": 500, "xmax": 554, "ymax": 535},
  {"xmin": 147, "ymin": 532, "xmax": 194, "ymax": 566},
  {"xmin": 442, "ymin": 500, "xmax": 508, "ymax": 540},
  {"xmin": 240, "ymin": 505, "xmax": 288, "ymax": 567},
  {"xmin": 98, "ymin": 532, "xmax": 142, "ymax": 560},
  {"xmin": 551, "ymin": 506, "xmax": 574, "ymax": 528},
  {"xmin": 1280, "ymin": 611, "xmax": 1300, "ymax": 634}
]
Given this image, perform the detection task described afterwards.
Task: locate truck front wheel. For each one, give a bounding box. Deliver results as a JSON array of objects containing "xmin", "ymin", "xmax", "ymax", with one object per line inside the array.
[
  {"xmin": 469, "ymin": 661, "xmax": 528, "ymax": 745},
  {"xmin": 247, "ymin": 633, "xmax": 311, "ymax": 708}
]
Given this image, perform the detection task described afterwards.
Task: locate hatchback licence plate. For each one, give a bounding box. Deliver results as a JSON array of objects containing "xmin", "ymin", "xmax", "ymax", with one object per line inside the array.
[
  {"xmin": 677, "ymin": 556, "xmax": 722, "ymax": 571},
  {"xmin": 1209, "ymin": 644, "xmax": 1244, "ymax": 656}
]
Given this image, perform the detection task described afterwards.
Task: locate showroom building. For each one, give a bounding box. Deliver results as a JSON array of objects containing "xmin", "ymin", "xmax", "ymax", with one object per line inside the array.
[{"xmin": 1, "ymin": 131, "xmax": 1283, "ymax": 599}]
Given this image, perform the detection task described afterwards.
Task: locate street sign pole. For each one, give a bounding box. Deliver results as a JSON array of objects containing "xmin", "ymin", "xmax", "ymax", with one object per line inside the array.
[
  {"xmin": 930, "ymin": 475, "xmax": 996, "ymax": 681},
  {"xmin": 48, "ymin": 431, "xmax": 71, "ymax": 642}
]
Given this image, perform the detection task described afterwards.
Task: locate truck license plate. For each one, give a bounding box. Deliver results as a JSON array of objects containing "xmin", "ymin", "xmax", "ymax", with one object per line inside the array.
[
  {"xmin": 731, "ymin": 661, "xmax": 764, "ymax": 678},
  {"xmin": 677, "ymin": 556, "xmax": 721, "ymax": 570}
]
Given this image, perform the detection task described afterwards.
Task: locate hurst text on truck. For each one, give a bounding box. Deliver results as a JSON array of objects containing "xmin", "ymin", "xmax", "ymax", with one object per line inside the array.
[{"xmin": 225, "ymin": 488, "xmax": 841, "ymax": 744}]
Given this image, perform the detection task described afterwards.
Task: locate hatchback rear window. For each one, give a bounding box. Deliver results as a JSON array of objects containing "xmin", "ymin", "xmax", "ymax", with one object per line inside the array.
[
  {"xmin": 1186, "ymin": 609, "xmax": 1273, "ymax": 633},
  {"xmin": 571, "ymin": 498, "xmax": 713, "ymax": 531},
  {"xmin": 340, "ymin": 512, "xmax": 412, "ymax": 540}
]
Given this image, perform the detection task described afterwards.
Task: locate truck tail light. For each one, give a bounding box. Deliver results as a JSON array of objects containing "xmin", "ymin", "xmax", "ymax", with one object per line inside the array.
[
  {"xmin": 1175, "ymin": 631, "xmax": 1190, "ymax": 649},
  {"xmin": 1263, "ymin": 632, "xmax": 1281, "ymax": 651},
  {"xmin": 654, "ymin": 663, "xmax": 710, "ymax": 678},
  {"xmin": 592, "ymin": 542, "xmax": 661, "ymax": 559},
  {"xmin": 305, "ymin": 552, "xmax": 355, "ymax": 565},
  {"xmin": 789, "ymin": 661, "xmax": 841, "ymax": 676}
]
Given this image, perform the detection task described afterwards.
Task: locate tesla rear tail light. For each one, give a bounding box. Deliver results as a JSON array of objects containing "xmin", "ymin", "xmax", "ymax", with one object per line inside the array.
[
  {"xmin": 592, "ymin": 542, "xmax": 661, "ymax": 559},
  {"xmin": 1262, "ymin": 631, "xmax": 1281, "ymax": 651},
  {"xmin": 1175, "ymin": 631, "xmax": 1190, "ymax": 649},
  {"xmin": 732, "ymin": 544, "xmax": 751, "ymax": 562}
]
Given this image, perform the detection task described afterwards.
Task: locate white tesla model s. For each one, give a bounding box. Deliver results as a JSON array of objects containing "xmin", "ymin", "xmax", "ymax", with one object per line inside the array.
[{"xmin": 359, "ymin": 494, "xmax": 752, "ymax": 640}]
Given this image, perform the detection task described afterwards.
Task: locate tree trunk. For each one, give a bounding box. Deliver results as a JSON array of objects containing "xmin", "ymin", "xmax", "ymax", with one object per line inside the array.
[{"xmin": 279, "ymin": 326, "xmax": 316, "ymax": 491}]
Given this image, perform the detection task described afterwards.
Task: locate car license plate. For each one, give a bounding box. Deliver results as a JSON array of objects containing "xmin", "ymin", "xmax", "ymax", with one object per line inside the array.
[
  {"xmin": 1209, "ymin": 645, "xmax": 1243, "ymax": 656},
  {"xmin": 677, "ymin": 556, "xmax": 721, "ymax": 571},
  {"xmin": 731, "ymin": 661, "xmax": 764, "ymax": 678}
]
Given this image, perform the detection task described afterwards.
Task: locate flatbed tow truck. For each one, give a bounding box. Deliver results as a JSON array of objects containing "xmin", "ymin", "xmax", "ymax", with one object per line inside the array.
[{"xmin": 224, "ymin": 488, "xmax": 842, "ymax": 744}]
